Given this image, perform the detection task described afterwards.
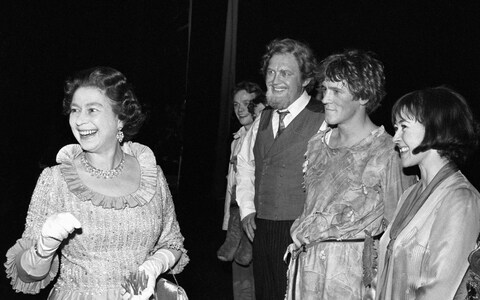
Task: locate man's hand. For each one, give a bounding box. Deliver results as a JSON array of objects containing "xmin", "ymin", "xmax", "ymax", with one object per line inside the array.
[{"xmin": 241, "ymin": 212, "xmax": 256, "ymax": 242}]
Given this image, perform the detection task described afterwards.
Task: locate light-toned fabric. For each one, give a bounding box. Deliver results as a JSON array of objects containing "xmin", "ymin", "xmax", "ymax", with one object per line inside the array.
[
  {"xmin": 223, "ymin": 126, "xmax": 248, "ymax": 230},
  {"xmin": 5, "ymin": 142, "xmax": 189, "ymax": 299},
  {"xmin": 376, "ymin": 171, "xmax": 480, "ymax": 300},
  {"xmin": 236, "ymin": 91, "xmax": 310, "ymax": 219},
  {"xmin": 223, "ymin": 126, "xmax": 256, "ymax": 299},
  {"xmin": 286, "ymin": 126, "xmax": 414, "ymax": 300}
]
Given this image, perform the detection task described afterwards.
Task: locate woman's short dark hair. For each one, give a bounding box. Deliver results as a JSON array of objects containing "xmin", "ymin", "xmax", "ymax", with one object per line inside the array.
[
  {"xmin": 260, "ymin": 38, "xmax": 318, "ymax": 93},
  {"xmin": 318, "ymin": 49, "xmax": 386, "ymax": 114},
  {"xmin": 63, "ymin": 66, "xmax": 146, "ymax": 142},
  {"xmin": 391, "ymin": 86, "xmax": 479, "ymax": 166}
]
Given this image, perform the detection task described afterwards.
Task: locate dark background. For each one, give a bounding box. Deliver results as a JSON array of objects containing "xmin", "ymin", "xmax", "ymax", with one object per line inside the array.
[{"xmin": 1, "ymin": 1, "xmax": 479, "ymax": 299}]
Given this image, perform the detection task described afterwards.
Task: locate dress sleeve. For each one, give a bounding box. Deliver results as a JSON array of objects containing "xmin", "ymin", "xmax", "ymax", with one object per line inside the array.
[
  {"xmin": 417, "ymin": 187, "xmax": 480, "ymax": 300},
  {"xmin": 152, "ymin": 166, "xmax": 189, "ymax": 274},
  {"xmin": 4, "ymin": 167, "xmax": 60, "ymax": 294},
  {"xmin": 382, "ymin": 153, "xmax": 416, "ymax": 224},
  {"xmin": 236, "ymin": 116, "xmax": 259, "ymax": 220}
]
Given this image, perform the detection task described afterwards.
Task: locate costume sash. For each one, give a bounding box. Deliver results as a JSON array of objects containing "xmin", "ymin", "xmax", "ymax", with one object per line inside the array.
[{"xmin": 378, "ymin": 162, "xmax": 458, "ymax": 299}]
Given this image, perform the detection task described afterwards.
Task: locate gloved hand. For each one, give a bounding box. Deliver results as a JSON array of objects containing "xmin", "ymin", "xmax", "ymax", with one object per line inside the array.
[
  {"xmin": 121, "ymin": 249, "xmax": 175, "ymax": 300},
  {"xmin": 20, "ymin": 212, "xmax": 81, "ymax": 279},
  {"xmin": 37, "ymin": 212, "xmax": 82, "ymax": 257}
]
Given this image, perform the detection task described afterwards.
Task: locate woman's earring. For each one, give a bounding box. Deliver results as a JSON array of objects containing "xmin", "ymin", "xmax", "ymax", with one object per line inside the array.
[{"xmin": 116, "ymin": 129, "xmax": 124, "ymax": 143}]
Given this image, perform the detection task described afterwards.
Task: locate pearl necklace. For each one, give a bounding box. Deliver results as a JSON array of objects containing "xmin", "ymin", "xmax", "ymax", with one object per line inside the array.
[{"xmin": 80, "ymin": 152, "xmax": 126, "ymax": 179}]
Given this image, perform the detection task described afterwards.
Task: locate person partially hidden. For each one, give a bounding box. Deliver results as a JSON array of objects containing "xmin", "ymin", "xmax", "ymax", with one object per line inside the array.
[{"xmin": 217, "ymin": 196, "xmax": 252, "ymax": 266}]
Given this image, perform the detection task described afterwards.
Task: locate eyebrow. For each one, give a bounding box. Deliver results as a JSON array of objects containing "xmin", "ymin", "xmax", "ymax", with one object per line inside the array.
[
  {"xmin": 71, "ymin": 102, "xmax": 104, "ymax": 107},
  {"xmin": 267, "ymin": 66, "xmax": 293, "ymax": 71},
  {"xmin": 323, "ymin": 84, "xmax": 343, "ymax": 91}
]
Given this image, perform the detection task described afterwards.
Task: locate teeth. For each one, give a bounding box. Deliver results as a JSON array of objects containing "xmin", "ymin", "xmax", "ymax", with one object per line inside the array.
[
  {"xmin": 271, "ymin": 86, "xmax": 286, "ymax": 92},
  {"xmin": 399, "ymin": 146, "xmax": 409, "ymax": 153},
  {"xmin": 79, "ymin": 130, "xmax": 97, "ymax": 136}
]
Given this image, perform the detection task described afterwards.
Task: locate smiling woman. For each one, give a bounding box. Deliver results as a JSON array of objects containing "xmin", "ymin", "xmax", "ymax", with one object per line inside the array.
[
  {"xmin": 377, "ymin": 86, "xmax": 480, "ymax": 300},
  {"xmin": 69, "ymin": 87, "xmax": 123, "ymax": 159},
  {"xmin": 5, "ymin": 67, "xmax": 189, "ymax": 299},
  {"xmin": 392, "ymin": 113, "xmax": 427, "ymax": 169}
]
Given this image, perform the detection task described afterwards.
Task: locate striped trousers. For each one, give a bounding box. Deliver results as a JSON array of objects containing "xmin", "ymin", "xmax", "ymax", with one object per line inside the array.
[{"xmin": 253, "ymin": 218, "xmax": 294, "ymax": 300}]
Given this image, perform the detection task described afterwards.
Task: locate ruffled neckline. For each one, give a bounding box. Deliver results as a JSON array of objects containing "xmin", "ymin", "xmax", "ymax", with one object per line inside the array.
[
  {"xmin": 322, "ymin": 125, "xmax": 386, "ymax": 153},
  {"xmin": 57, "ymin": 142, "xmax": 158, "ymax": 209}
]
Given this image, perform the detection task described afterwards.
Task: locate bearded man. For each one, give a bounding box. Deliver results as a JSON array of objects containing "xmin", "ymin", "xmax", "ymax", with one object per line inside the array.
[{"xmin": 236, "ymin": 38, "xmax": 324, "ymax": 299}]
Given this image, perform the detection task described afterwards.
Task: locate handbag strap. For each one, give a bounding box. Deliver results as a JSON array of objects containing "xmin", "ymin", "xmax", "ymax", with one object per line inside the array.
[
  {"xmin": 170, "ymin": 269, "xmax": 179, "ymax": 287},
  {"xmin": 157, "ymin": 269, "xmax": 188, "ymax": 300}
]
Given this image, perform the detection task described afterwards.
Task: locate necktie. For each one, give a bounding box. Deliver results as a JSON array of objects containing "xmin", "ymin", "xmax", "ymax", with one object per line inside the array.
[{"xmin": 277, "ymin": 110, "xmax": 290, "ymax": 138}]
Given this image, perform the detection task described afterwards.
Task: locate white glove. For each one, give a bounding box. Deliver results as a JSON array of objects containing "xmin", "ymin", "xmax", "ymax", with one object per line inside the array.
[
  {"xmin": 20, "ymin": 212, "xmax": 81, "ymax": 278},
  {"xmin": 37, "ymin": 212, "xmax": 82, "ymax": 257},
  {"xmin": 122, "ymin": 249, "xmax": 175, "ymax": 300}
]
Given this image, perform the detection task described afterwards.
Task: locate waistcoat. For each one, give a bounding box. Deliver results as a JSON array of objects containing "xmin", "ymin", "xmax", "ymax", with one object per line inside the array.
[{"xmin": 253, "ymin": 99, "xmax": 324, "ymax": 220}]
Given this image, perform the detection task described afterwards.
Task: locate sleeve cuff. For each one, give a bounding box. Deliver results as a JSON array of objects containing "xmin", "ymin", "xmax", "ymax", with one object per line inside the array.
[
  {"xmin": 5, "ymin": 238, "xmax": 59, "ymax": 294},
  {"xmin": 239, "ymin": 207, "xmax": 256, "ymax": 220}
]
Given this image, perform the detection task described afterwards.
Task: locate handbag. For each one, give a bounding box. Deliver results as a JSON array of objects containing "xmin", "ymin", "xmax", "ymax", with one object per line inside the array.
[
  {"xmin": 155, "ymin": 273, "xmax": 188, "ymax": 300},
  {"xmin": 469, "ymin": 244, "xmax": 480, "ymax": 276}
]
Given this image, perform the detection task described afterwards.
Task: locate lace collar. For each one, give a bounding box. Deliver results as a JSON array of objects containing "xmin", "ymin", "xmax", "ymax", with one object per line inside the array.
[{"xmin": 57, "ymin": 142, "xmax": 157, "ymax": 209}]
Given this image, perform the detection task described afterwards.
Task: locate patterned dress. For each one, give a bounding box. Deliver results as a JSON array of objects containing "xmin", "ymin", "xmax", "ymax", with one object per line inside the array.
[
  {"xmin": 286, "ymin": 126, "xmax": 414, "ymax": 300},
  {"xmin": 5, "ymin": 142, "xmax": 189, "ymax": 299}
]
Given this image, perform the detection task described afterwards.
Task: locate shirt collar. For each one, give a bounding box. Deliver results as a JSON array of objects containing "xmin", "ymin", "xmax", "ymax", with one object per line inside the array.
[
  {"xmin": 233, "ymin": 126, "xmax": 248, "ymax": 140},
  {"xmin": 277, "ymin": 90, "xmax": 310, "ymax": 118}
]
